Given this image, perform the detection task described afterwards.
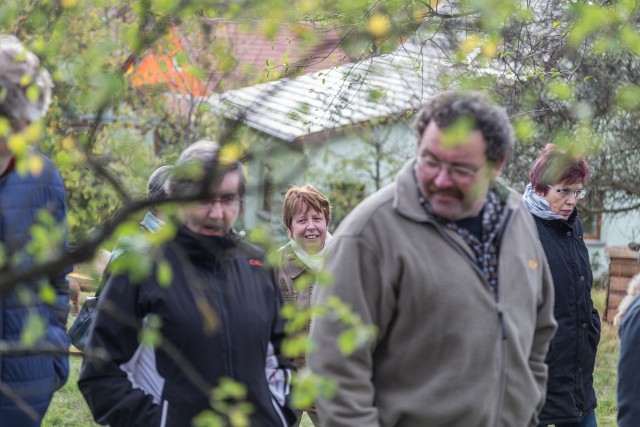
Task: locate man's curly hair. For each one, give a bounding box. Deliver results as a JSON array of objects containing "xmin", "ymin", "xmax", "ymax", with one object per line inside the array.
[{"xmin": 414, "ymin": 90, "xmax": 513, "ymax": 162}]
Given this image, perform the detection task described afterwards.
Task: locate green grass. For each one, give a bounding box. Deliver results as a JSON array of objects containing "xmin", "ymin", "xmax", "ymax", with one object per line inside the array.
[
  {"xmin": 43, "ymin": 355, "xmax": 98, "ymax": 427},
  {"xmin": 43, "ymin": 301, "xmax": 98, "ymax": 427},
  {"xmin": 300, "ymin": 413, "xmax": 314, "ymax": 426},
  {"xmin": 43, "ymin": 290, "xmax": 617, "ymax": 426}
]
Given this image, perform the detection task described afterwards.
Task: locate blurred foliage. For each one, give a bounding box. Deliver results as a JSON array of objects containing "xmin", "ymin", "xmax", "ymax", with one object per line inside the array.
[
  {"xmin": 490, "ymin": 0, "xmax": 640, "ymax": 218},
  {"xmin": 3, "ymin": 0, "xmax": 640, "ymax": 422},
  {"xmin": 193, "ymin": 377, "xmax": 253, "ymax": 427},
  {"xmin": 0, "ymin": 0, "xmax": 426, "ymax": 242}
]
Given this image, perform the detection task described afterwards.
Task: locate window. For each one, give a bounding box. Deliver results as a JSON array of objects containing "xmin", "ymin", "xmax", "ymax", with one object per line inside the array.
[
  {"xmin": 580, "ymin": 191, "xmax": 603, "ymax": 241},
  {"xmin": 581, "ymin": 210, "xmax": 601, "ymax": 241}
]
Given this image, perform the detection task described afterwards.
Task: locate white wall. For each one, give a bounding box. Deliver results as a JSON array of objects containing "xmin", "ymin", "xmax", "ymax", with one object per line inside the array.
[
  {"xmin": 240, "ymin": 120, "xmax": 416, "ymax": 242},
  {"xmin": 601, "ymin": 210, "xmax": 640, "ymax": 247},
  {"xmin": 302, "ymin": 121, "xmax": 416, "ymax": 193}
]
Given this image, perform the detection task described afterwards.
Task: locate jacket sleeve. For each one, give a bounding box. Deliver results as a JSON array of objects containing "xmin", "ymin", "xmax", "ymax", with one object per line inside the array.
[
  {"xmin": 577, "ymin": 218, "xmax": 601, "ymax": 348},
  {"xmin": 46, "ymin": 275, "xmax": 71, "ymax": 391},
  {"xmin": 530, "ymin": 257, "xmax": 557, "ymax": 422},
  {"xmin": 265, "ymin": 270, "xmax": 297, "ymax": 426},
  {"xmin": 78, "ymin": 272, "xmax": 163, "ymax": 427},
  {"xmin": 308, "ymin": 235, "xmax": 383, "ymax": 427},
  {"xmin": 618, "ymin": 297, "xmax": 640, "ymax": 427},
  {"xmin": 47, "ymin": 164, "xmax": 72, "ymax": 389},
  {"xmin": 590, "ymin": 305, "xmax": 601, "ymax": 350}
]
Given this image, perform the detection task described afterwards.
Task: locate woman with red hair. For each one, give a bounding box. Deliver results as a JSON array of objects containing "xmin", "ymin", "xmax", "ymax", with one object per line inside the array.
[{"xmin": 523, "ymin": 144, "xmax": 599, "ymax": 427}]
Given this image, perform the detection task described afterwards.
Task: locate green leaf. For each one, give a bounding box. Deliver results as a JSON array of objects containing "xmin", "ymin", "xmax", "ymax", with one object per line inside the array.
[
  {"xmin": 337, "ymin": 329, "xmax": 358, "ymax": 355},
  {"xmin": 26, "ymin": 84, "xmax": 41, "ymax": 103},
  {"xmin": 617, "ymin": 84, "xmax": 640, "ymax": 110},
  {"xmin": 192, "ymin": 410, "xmax": 225, "ymax": 427},
  {"xmin": 39, "ymin": 283, "xmax": 57, "ymax": 304},
  {"xmin": 514, "ymin": 118, "xmax": 535, "ymax": 142},
  {"xmin": 156, "ymin": 260, "xmax": 173, "ymax": 287},
  {"xmin": 290, "ymin": 369, "xmax": 337, "ymax": 410},
  {"xmin": 0, "ymin": 117, "xmax": 9, "ymax": 137},
  {"xmin": 547, "ymin": 80, "xmax": 573, "ymax": 101},
  {"xmin": 138, "ymin": 314, "xmax": 163, "ymax": 348},
  {"xmin": 441, "ymin": 117, "xmax": 475, "ymax": 149},
  {"xmin": 213, "ymin": 377, "xmax": 248, "ymax": 401},
  {"xmin": 21, "ymin": 313, "xmax": 46, "ymax": 345}
]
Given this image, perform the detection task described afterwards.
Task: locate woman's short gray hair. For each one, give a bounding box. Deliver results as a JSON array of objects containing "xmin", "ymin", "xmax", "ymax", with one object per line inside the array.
[
  {"xmin": 167, "ymin": 140, "xmax": 245, "ymax": 199},
  {"xmin": 147, "ymin": 165, "xmax": 173, "ymax": 202},
  {"xmin": 0, "ymin": 35, "xmax": 53, "ymax": 131}
]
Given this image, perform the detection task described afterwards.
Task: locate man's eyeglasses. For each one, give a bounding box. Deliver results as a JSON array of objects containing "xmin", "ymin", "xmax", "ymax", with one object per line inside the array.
[
  {"xmin": 417, "ymin": 155, "xmax": 484, "ymax": 182},
  {"xmin": 198, "ymin": 194, "xmax": 241, "ymax": 210},
  {"xmin": 547, "ymin": 185, "xmax": 587, "ymax": 200}
]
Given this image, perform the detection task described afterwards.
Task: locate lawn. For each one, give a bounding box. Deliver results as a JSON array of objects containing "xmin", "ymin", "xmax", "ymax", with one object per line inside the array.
[
  {"xmin": 43, "ymin": 292, "xmax": 98, "ymax": 427},
  {"xmin": 43, "ymin": 354, "xmax": 97, "ymax": 427},
  {"xmin": 592, "ymin": 288, "xmax": 619, "ymax": 427},
  {"xmin": 43, "ymin": 290, "xmax": 618, "ymax": 426}
]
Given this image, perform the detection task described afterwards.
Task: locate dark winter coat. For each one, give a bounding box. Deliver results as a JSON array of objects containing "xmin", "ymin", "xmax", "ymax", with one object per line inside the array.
[
  {"xmin": 534, "ymin": 210, "xmax": 600, "ymax": 424},
  {"xmin": 0, "ymin": 152, "xmax": 71, "ymax": 426},
  {"xmin": 617, "ymin": 291, "xmax": 640, "ymax": 427},
  {"xmin": 78, "ymin": 226, "xmax": 295, "ymax": 427}
]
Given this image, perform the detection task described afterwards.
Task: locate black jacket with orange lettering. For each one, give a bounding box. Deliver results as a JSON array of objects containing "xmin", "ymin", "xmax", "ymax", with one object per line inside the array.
[{"xmin": 78, "ymin": 226, "xmax": 295, "ymax": 427}]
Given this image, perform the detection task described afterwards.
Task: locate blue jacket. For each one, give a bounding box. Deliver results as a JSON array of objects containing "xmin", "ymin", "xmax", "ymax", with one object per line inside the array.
[
  {"xmin": 533, "ymin": 210, "xmax": 599, "ymax": 424},
  {"xmin": 0, "ymin": 152, "xmax": 71, "ymax": 426},
  {"xmin": 618, "ymin": 292, "xmax": 640, "ymax": 427}
]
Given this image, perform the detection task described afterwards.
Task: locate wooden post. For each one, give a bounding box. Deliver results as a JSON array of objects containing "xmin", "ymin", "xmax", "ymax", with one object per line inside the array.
[{"xmin": 603, "ymin": 246, "xmax": 640, "ymax": 323}]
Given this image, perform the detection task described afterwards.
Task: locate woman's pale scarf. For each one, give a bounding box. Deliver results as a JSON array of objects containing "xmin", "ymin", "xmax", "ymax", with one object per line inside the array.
[
  {"xmin": 522, "ymin": 183, "xmax": 566, "ymax": 220},
  {"xmin": 289, "ymin": 233, "xmax": 333, "ymax": 271}
]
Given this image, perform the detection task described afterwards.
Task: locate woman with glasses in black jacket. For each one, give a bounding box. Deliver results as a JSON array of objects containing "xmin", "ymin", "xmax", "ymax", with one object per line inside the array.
[{"xmin": 522, "ymin": 144, "xmax": 599, "ymax": 427}]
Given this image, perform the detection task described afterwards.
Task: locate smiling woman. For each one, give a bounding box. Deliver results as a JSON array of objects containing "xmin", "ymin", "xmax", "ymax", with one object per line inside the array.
[{"xmin": 274, "ymin": 184, "xmax": 332, "ymax": 427}]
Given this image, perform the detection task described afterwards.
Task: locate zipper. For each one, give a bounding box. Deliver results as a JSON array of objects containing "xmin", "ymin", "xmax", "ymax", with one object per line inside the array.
[
  {"xmin": 270, "ymin": 395, "xmax": 289, "ymax": 427},
  {"xmin": 211, "ymin": 263, "xmax": 234, "ymax": 376},
  {"xmin": 428, "ymin": 205, "xmax": 514, "ymax": 427},
  {"xmin": 160, "ymin": 399, "xmax": 169, "ymax": 427},
  {"xmin": 492, "ymin": 207, "xmax": 514, "ymax": 427}
]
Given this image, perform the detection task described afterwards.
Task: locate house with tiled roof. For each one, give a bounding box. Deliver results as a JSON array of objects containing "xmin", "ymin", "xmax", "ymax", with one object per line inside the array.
[
  {"xmin": 128, "ymin": 20, "xmax": 352, "ymax": 97},
  {"xmin": 205, "ymin": 27, "xmax": 500, "ymax": 233},
  {"xmin": 206, "ymin": 22, "xmax": 638, "ymax": 266}
]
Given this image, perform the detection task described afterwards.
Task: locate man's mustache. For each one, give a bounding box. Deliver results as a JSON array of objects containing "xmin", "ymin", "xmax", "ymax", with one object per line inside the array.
[{"xmin": 426, "ymin": 186, "xmax": 463, "ymax": 200}]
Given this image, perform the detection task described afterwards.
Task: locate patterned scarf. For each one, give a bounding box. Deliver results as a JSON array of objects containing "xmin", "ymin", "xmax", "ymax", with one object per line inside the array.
[
  {"xmin": 415, "ymin": 172, "xmax": 507, "ymax": 293},
  {"xmin": 522, "ymin": 183, "xmax": 565, "ymax": 220}
]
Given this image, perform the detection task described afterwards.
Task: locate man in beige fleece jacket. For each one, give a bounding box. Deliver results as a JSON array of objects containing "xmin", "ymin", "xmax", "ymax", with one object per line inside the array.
[{"xmin": 309, "ymin": 91, "xmax": 557, "ymax": 427}]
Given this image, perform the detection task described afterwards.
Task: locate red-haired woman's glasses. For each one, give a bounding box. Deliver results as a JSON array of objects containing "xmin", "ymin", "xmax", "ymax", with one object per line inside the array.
[{"xmin": 547, "ymin": 185, "xmax": 587, "ymax": 200}]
